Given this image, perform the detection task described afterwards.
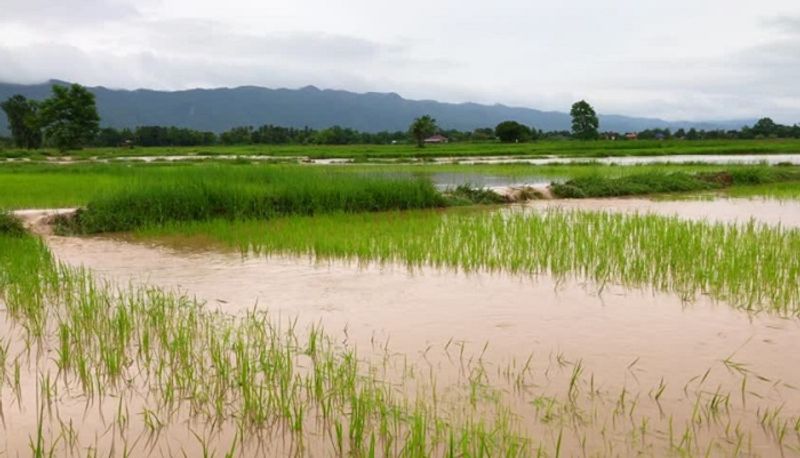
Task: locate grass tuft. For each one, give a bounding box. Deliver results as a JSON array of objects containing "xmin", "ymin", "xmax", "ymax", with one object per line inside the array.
[{"xmin": 0, "ymin": 211, "xmax": 25, "ymax": 236}]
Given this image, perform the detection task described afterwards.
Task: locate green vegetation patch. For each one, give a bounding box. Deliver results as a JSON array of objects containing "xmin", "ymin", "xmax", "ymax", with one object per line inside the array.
[
  {"xmin": 725, "ymin": 181, "xmax": 800, "ymax": 200},
  {"xmin": 63, "ymin": 166, "xmax": 446, "ymax": 233},
  {"xmin": 4, "ymin": 138, "xmax": 800, "ymax": 160},
  {"xmin": 551, "ymin": 167, "xmax": 800, "ymax": 198},
  {"xmin": 0, "ymin": 211, "xmax": 25, "ymax": 236}
]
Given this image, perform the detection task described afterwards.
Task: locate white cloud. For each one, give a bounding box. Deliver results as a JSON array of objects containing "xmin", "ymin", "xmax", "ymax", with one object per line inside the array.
[
  {"xmin": 0, "ymin": 0, "xmax": 799, "ymax": 122},
  {"xmin": 3, "ymin": 0, "xmax": 141, "ymax": 25}
]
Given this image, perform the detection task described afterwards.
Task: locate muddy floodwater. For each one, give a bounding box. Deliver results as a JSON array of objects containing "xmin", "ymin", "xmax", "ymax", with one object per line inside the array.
[{"xmin": 45, "ymin": 235, "xmax": 800, "ymax": 390}]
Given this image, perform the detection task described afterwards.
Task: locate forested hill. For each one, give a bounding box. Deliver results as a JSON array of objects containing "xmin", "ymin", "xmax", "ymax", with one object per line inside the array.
[{"xmin": 0, "ymin": 80, "xmax": 752, "ymax": 134}]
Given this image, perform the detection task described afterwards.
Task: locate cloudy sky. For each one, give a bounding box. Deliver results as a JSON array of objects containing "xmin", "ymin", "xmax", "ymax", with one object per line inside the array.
[{"xmin": 1, "ymin": 0, "xmax": 799, "ymax": 122}]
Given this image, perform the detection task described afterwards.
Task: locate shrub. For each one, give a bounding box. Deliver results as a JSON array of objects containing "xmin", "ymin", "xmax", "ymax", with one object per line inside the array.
[{"xmin": 0, "ymin": 211, "xmax": 25, "ymax": 236}]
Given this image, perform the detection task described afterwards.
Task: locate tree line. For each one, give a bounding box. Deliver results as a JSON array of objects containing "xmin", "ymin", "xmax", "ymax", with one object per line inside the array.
[{"xmin": 3, "ymin": 88, "xmax": 799, "ymax": 150}]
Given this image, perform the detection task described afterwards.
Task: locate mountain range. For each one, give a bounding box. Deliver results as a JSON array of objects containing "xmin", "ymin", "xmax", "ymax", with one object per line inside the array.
[{"xmin": 0, "ymin": 80, "xmax": 755, "ymax": 135}]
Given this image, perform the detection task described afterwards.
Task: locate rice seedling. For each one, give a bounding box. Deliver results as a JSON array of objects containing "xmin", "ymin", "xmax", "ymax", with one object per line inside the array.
[
  {"xmin": 725, "ymin": 180, "xmax": 800, "ymax": 200},
  {"xmin": 141, "ymin": 208, "xmax": 800, "ymax": 315},
  {"xmin": 0, "ymin": 232, "xmax": 542, "ymax": 456},
  {"xmin": 55, "ymin": 165, "xmax": 447, "ymax": 233}
]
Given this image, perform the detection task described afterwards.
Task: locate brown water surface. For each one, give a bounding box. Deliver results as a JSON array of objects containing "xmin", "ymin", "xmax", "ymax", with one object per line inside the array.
[{"xmin": 43, "ymin": 235, "xmax": 800, "ymax": 391}]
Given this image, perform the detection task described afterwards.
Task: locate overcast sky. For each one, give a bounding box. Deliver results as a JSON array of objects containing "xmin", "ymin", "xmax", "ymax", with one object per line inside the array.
[{"xmin": 1, "ymin": 0, "xmax": 799, "ymax": 122}]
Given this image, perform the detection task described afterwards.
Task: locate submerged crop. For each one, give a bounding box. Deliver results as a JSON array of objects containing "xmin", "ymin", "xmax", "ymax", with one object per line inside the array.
[
  {"xmin": 142, "ymin": 209, "xmax": 800, "ymax": 315},
  {"xmin": 3, "ymin": 229, "xmax": 800, "ymax": 455},
  {"xmin": 0, "ymin": 232, "xmax": 534, "ymax": 456}
]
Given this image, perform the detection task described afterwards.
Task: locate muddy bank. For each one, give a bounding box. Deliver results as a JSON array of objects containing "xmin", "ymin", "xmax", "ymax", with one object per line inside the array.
[{"xmin": 12, "ymin": 208, "xmax": 77, "ymax": 235}]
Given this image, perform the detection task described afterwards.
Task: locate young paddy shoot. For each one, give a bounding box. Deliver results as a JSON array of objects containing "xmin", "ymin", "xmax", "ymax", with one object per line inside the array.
[
  {"xmin": 2, "ymin": 224, "xmax": 800, "ymax": 455},
  {"xmin": 141, "ymin": 208, "xmax": 800, "ymax": 315}
]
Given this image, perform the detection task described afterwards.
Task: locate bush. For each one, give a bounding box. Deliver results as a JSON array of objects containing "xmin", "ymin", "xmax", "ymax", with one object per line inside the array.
[
  {"xmin": 444, "ymin": 185, "xmax": 507, "ymax": 205},
  {"xmin": 0, "ymin": 211, "xmax": 25, "ymax": 236}
]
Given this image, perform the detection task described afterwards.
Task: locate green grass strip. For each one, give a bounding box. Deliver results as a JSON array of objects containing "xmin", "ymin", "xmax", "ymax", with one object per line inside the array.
[{"xmin": 551, "ymin": 167, "xmax": 800, "ymax": 198}]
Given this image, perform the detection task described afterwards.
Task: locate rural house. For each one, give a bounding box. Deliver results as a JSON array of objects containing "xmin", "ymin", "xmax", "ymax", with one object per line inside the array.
[{"xmin": 424, "ymin": 134, "xmax": 448, "ymax": 144}]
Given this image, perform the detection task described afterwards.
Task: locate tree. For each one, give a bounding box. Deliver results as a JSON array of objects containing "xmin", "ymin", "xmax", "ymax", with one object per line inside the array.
[
  {"xmin": 39, "ymin": 84, "xmax": 100, "ymax": 151},
  {"xmin": 494, "ymin": 120, "xmax": 532, "ymax": 143},
  {"xmin": 1, "ymin": 95, "xmax": 42, "ymax": 149},
  {"xmin": 752, "ymin": 117, "xmax": 778, "ymax": 138},
  {"xmin": 471, "ymin": 127, "xmax": 495, "ymax": 141},
  {"xmin": 570, "ymin": 100, "xmax": 599, "ymax": 140},
  {"xmin": 220, "ymin": 126, "xmax": 254, "ymax": 144},
  {"xmin": 529, "ymin": 125, "xmax": 542, "ymax": 141},
  {"xmin": 409, "ymin": 115, "xmax": 437, "ymax": 148}
]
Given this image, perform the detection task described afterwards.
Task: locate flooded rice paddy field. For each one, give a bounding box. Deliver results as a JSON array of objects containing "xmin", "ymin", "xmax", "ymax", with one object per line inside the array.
[
  {"xmin": 3, "ymin": 195, "xmax": 800, "ymax": 456},
  {"xmin": 42, "ymin": 235, "xmax": 800, "ymax": 382}
]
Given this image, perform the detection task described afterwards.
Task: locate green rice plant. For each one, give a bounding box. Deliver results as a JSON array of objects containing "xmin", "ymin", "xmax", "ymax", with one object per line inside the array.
[
  {"xmin": 0, "ymin": 232, "xmax": 536, "ymax": 456},
  {"xmin": 3, "ymin": 221, "xmax": 800, "ymax": 455},
  {"xmin": 725, "ymin": 181, "xmax": 800, "ymax": 200},
  {"xmin": 5, "ymin": 138, "xmax": 800, "ymax": 161},
  {"xmin": 63, "ymin": 165, "xmax": 446, "ymax": 233},
  {"xmin": 142, "ymin": 208, "xmax": 800, "ymax": 314}
]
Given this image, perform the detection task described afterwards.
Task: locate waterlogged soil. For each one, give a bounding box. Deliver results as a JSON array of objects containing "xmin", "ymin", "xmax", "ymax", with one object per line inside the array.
[{"xmin": 522, "ymin": 196, "xmax": 800, "ymax": 228}]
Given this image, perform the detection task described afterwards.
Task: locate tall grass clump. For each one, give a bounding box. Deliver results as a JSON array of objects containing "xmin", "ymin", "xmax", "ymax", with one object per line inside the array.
[
  {"xmin": 0, "ymin": 211, "xmax": 25, "ymax": 236},
  {"xmin": 65, "ymin": 166, "xmax": 445, "ymax": 233}
]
